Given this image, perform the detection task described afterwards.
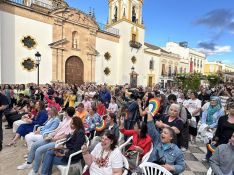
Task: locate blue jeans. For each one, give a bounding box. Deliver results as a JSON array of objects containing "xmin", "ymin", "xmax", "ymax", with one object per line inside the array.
[
  {"xmin": 41, "ymin": 150, "xmax": 66, "ymax": 175},
  {"xmin": 27, "ymin": 139, "xmax": 55, "ymax": 173}
]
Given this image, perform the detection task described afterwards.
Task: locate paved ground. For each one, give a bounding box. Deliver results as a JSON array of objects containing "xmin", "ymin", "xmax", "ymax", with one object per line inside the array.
[{"xmin": 0, "ymin": 121, "xmax": 209, "ymax": 175}]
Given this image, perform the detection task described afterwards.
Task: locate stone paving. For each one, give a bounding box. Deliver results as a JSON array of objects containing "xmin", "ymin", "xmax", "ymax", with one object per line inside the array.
[{"xmin": 0, "ymin": 121, "xmax": 209, "ymax": 175}]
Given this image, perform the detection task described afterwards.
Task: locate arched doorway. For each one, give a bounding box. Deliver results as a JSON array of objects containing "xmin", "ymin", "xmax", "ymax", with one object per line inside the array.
[{"xmin": 65, "ymin": 56, "xmax": 84, "ymax": 85}]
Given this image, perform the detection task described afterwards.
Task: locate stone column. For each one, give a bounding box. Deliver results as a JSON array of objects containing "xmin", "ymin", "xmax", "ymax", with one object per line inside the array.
[
  {"xmin": 109, "ymin": 3, "xmax": 112, "ymax": 24},
  {"xmin": 118, "ymin": 0, "xmax": 121, "ymax": 20},
  {"xmin": 128, "ymin": 0, "xmax": 131, "ymax": 21},
  {"xmin": 138, "ymin": 3, "xmax": 142, "ymax": 24}
]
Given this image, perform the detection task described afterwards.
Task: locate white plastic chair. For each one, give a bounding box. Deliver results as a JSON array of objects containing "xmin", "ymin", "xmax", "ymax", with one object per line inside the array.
[
  {"xmin": 139, "ymin": 162, "xmax": 172, "ymax": 175},
  {"xmin": 119, "ymin": 136, "xmax": 133, "ymax": 151},
  {"xmin": 55, "ymin": 138, "xmax": 67, "ymax": 148},
  {"xmin": 141, "ymin": 143, "xmax": 153, "ymax": 163},
  {"xmin": 56, "ymin": 135, "xmax": 89, "ymax": 175},
  {"xmin": 207, "ymin": 167, "xmax": 213, "ymax": 175}
]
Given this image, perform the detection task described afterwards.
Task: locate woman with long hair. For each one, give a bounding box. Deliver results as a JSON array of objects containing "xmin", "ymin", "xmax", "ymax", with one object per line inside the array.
[
  {"xmin": 40, "ymin": 117, "xmax": 86, "ymax": 175},
  {"xmin": 12, "ymin": 99, "xmax": 37, "ymax": 133},
  {"xmin": 119, "ymin": 116, "xmax": 151, "ymax": 169},
  {"xmin": 25, "ymin": 107, "xmax": 60, "ymax": 150},
  {"xmin": 7, "ymin": 101, "xmax": 48, "ymax": 146},
  {"xmin": 138, "ymin": 92, "xmax": 154, "ymax": 122}
]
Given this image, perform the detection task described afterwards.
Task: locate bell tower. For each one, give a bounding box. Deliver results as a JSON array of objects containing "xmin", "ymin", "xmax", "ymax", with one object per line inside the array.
[{"xmin": 108, "ymin": 0, "xmax": 143, "ymax": 26}]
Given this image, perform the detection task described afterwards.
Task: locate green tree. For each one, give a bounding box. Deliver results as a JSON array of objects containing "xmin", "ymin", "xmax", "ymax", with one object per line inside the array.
[
  {"xmin": 207, "ymin": 73, "xmax": 223, "ymax": 88},
  {"xmin": 175, "ymin": 72, "xmax": 202, "ymax": 91}
]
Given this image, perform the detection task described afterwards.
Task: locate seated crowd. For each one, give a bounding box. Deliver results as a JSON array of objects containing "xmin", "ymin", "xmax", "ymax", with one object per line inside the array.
[{"xmin": 0, "ymin": 83, "xmax": 234, "ymax": 175}]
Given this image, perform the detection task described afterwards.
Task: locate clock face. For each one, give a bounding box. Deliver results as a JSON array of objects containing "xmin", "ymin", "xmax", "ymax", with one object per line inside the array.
[
  {"xmin": 21, "ymin": 36, "xmax": 37, "ymax": 49},
  {"xmin": 22, "ymin": 58, "xmax": 35, "ymax": 71}
]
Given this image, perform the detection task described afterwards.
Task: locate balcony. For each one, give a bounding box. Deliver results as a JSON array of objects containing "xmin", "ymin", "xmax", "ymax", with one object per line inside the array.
[
  {"xmin": 5, "ymin": 0, "xmax": 53, "ymax": 9},
  {"xmin": 97, "ymin": 22, "xmax": 119, "ymax": 36},
  {"xmin": 129, "ymin": 40, "xmax": 142, "ymax": 49}
]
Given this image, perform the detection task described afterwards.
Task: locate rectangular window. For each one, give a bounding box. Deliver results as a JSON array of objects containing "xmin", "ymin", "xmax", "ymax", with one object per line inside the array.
[
  {"xmin": 174, "ymin": 66, "xmax": 177, "ymax": 75},
  {"xmin": 168, "ymin": 66, "xmax": 172, "ymax": 77},
  {"xmin": 161, "ymin": 64, "xmax": 166, "ymax": 76},
  {"xmin": 180, "ymin": 67, "xmax": 183, "ymax": 73}
]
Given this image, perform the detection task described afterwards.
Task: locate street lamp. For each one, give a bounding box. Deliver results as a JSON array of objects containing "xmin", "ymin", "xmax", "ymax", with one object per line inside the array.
[
  {"xmin": 35, "ymin": 51, "xmax": 41, "ymax": 86},
  {"xmin": 131, "ymin": 66, "xmax": 135, "ymax": 73}
]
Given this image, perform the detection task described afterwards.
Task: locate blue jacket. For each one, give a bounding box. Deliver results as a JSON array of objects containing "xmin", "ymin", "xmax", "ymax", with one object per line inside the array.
[
  {"xmin": 99, "ymin": 90, "xmax": 111, "ymax": 104},
  {"xmin": 147, "ymin": 121, "xmax": 185, "ymax": 175},
  {"xmin": 40, "ymin": 117, "xmax": 61, "ymax": 136},
  {"xmin": 17, "ymin": 110, "xmax": 48, "ymax": 137},
  {"xmin": 32, "ymin": 110, "xmax": 48, "ymax": 126}
]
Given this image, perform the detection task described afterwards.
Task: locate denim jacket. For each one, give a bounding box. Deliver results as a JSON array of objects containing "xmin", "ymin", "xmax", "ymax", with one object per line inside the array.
[
  {"xmin": 147, "ymin": 121, "xmax": 185, "ymax": 175},
  {"xmin": 40, "ymin": 117, "xmax": 61, "ymax": 136}
]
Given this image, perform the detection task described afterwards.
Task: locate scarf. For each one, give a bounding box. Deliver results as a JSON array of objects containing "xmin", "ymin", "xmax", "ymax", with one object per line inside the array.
[{"xmin": 207, "ymin": 96, "xmax": 221, "ymax": 125}]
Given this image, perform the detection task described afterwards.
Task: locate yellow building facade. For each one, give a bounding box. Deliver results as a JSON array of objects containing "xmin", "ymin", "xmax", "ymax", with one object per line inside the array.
[{"xmin": 204, "ymin": 61, "xmax": 234, "ymax": 75}]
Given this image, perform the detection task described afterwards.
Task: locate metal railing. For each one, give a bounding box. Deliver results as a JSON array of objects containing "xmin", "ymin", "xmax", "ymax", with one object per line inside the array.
[
  {"xmin": 7, "ymin": 0, "xmax": 24, "ymax": 5},
  {"xmin": 6, "ymin": 0, "xmax": 52, "ymax": 9},
  {"xmin": 32, "ymin": 0, "xmax": 52, "ymax": 9},
  {"xmin": 97, "ymin": 22, "xmax": 119, "ymax": 36}
]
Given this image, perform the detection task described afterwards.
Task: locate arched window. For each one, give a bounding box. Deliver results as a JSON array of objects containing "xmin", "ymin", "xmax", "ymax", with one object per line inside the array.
[
  {"xmin": 149, "ymin": 59, "xmax": 154, "ymax": 70},
  {"xmin": 72, "ymin": 31, "xmax": 78, "ymax": 49},
  {"xmin": 114, "ymin": 6, "xmax": 118, "ymax": 21},
  {"xmin": 132, "ymin": 6, "xmax": 136, "ymax": 22}
]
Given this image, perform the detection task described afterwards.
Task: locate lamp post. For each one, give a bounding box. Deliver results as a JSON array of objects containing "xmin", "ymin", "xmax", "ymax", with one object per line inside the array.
[{"xmin": 35, "ymin": 52, "xmax": 41, "ymax": 86}]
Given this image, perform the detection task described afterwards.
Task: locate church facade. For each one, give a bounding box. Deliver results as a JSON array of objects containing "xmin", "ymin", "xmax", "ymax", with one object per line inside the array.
[{"xmin": 0, "ymin": 0, "xmax": 203, "ymax": 86}]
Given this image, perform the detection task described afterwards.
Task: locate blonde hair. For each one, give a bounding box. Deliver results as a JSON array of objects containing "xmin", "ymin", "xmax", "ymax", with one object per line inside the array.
[
  {"xmin": 50, "ymin": 107, "xmax": 58, "ymax": 117},
  {"xmin": 169, "ymin": 103, "xmax": 180, "ymax": 112}
]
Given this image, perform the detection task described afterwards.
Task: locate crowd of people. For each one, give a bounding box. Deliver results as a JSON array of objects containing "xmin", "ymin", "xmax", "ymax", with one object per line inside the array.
[{"xmin": 0, "ymin": 82, "xmax": 233, "ymax": 175}]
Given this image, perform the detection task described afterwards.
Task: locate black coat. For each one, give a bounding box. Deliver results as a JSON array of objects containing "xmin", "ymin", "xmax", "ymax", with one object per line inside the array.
[{"xmin": 62, "ymin": 128, "xmax": 86, "ymax": 163}]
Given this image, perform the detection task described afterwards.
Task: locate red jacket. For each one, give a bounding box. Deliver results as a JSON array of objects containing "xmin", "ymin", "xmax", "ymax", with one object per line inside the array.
[
  {"xmin": 96, "ymin": 103, "xmax": 106, "ymax": 116},
  {"xmin": 120, "ymin": 128, "xmax": 152, "ymax": 158},
  {"xmin": 45, "ymin": 95, "xmax": 61, "ymax": 112}
]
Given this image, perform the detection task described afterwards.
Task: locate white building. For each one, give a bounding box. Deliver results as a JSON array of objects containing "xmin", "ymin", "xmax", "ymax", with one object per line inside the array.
[
  {"xmin": 0, "ymin": 1, "xmax": 53, "ymax": 84},
  {"xmin": 165, "ymin": 42, "xmax": 206, "ymax": 74},
  {"xmin": 0, "ymin": 0, "xmax": 206, "ymax": 87}
]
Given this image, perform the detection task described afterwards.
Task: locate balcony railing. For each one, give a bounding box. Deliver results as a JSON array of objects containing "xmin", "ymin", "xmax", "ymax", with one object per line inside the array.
[
  {"xmin": 6, "ymin": 0, "xmax": 24, "ymax": 5},
  {"xmin": 97, "ymin": 22, "xmax": 119, "ymax": 36},
  {"xmin": 32, "ymin": 0, "xmax": 52, "ymax": 9},
  {"xmin": 6, "ymin": 0, "xmax": 52, "ymax": 9},
  {"xmin": 129, "ymin": 40, "xmax": 142, "ymax": 49}
]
